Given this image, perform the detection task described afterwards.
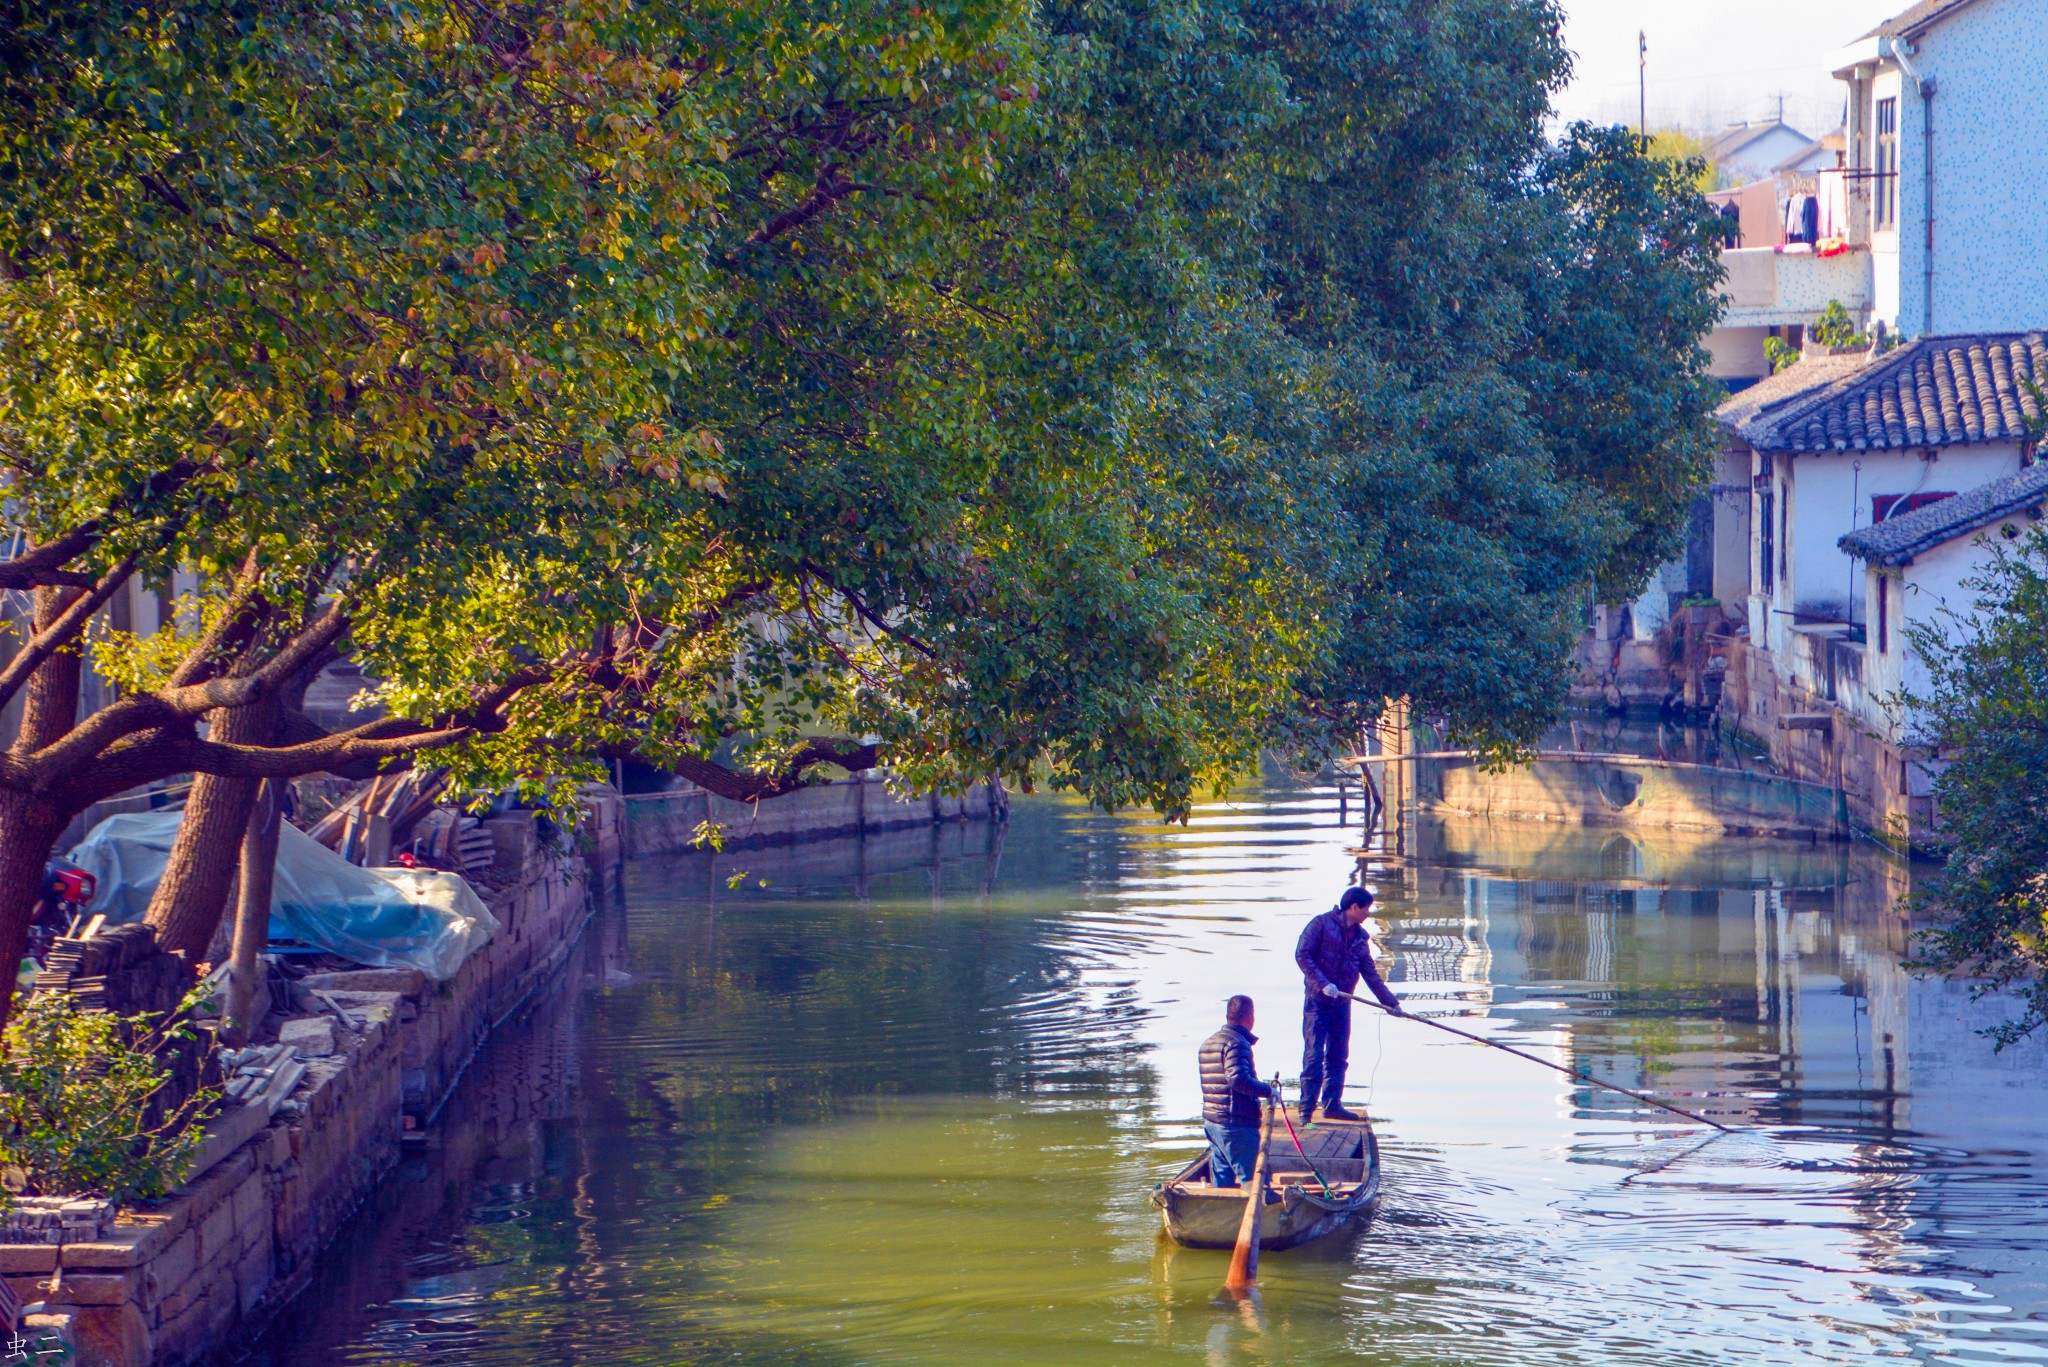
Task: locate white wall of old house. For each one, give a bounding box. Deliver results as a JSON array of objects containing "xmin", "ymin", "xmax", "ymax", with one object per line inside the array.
[
  {"xmin": 1861, "ymin": 565, "xmax": 1907, "ymax": 737},
  {"xmin": 1895, "ymin": 0, "xmax": 2048, "ymax": 337},
  {"xmin": 1750, "ymin": 447, "xmax": 1779, "ymax": 649},
  {"xmin": 1859, "ymin": 511, "xmax": 2043, "ymax": 742},
  {"xmin": 1775, "ymin": 442, "xmax": 2024, "ymax": 646},
  {"xmin": 1712, "ymin": 444, "xmax": 1752, "ymax": 606}
]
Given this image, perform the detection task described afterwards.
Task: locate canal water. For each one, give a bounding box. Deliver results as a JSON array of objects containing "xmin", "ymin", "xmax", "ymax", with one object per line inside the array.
[{"xmin": 245, "ymin": 786, "xmax": 2048, "ymax": 1367}]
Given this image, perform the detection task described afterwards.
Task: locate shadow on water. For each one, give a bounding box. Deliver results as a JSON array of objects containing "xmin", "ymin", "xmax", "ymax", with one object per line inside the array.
[{"xmin": 238, "ymin": 788, "xmax": 2048, "ymax": 1367}]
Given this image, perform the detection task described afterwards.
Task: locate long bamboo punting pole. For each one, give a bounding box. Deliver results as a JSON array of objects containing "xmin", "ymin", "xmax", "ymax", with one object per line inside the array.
[
  {"xmin": 1223, "ymin": 1090, "xmax": 1279, "ymax": 1291},
  {"xmin": 1341, "ymin": 995, "xmax": 1734, "ymax": 1132}
]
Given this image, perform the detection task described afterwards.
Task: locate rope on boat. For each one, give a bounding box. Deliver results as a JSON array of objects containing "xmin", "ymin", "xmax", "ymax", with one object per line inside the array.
[{"xmin": 1276, "ymin": 1085, "xmax": 1336, "ymax": 1198}]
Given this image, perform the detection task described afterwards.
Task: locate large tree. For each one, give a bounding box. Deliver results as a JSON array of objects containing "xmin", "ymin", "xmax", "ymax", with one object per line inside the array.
[{"xmin": 1, "ymin": 0, "xmax": 1723, "ymax": 1011}]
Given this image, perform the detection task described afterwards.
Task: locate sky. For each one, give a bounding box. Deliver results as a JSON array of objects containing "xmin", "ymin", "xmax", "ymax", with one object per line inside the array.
[{"xmin": 1551, "ymin": 1, "xmax": 1908, "ymax": 137}]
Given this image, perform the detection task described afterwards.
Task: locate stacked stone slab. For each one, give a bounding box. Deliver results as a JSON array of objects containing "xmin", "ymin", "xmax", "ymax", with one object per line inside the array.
[{"xmin": 29, "ymin": 923, "xmax": 224, "ymax": 1134}]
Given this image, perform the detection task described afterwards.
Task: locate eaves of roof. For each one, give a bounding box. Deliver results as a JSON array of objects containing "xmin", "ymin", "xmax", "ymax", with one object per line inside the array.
[
  {"xmin": 1839, "ymin": 462, "xmax": 2048, "ymax": 565},
  {"xmin": 1858, "ymin": 0, "xmax": 1989, "ymax": 41}
]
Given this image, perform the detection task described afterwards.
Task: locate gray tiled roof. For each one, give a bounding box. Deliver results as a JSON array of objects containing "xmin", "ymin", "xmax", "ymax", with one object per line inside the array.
[
  {"xmin": 1715, "ymin": 352, "xmax": 1876, "ymax": 433},
  {"xmin": 1859, "ymin": 0, "xmax": 1987, "ymax": 40},
  {"xmin": 1726, "ymin": 332, "xmax": 2048, "ymax": 454},
  {"xmin": 1839, "ymin": 463, "xmax": 2048, "ymax": 566}
]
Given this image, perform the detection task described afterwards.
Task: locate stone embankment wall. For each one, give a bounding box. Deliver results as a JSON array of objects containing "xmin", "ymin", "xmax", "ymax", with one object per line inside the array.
[
  {"xmin": 1422, "ymin": 753, "xmax": 1845, "ymax": 839},
  {"xmin": 1717, "ymin": 639, "xmax": 1927, "ymax": 850},
  {"xmin": 1, "ymin": 794, "xmax": 626, "ymax": 1367},
  {"xmin": 626, "ymin": 772, "xmax": 1005, "ymax": 856}
]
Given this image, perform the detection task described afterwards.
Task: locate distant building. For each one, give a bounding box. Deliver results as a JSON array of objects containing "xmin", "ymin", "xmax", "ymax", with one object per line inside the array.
[{"xmin": 1708, "ymin": 119, "xmax": 1820, "ymax": 186}]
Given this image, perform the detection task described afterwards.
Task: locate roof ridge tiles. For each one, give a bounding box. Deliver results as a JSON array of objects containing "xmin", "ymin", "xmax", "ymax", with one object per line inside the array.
[{"xmin": 1727, "ymin": 331, "xmax": 2048, "ymax": 455}]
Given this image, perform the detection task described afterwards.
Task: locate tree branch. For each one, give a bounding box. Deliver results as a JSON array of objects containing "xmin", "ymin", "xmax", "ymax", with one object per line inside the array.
[
  {"xmin": 0, "ymin": 524, "xmax": 101, "ymax": 590},
  {"xmin": 170, "ymin": 723, "xmax": 476, "ymax": 779},
  {"xmin": 161, "ymin": 597, "xmax": 351, "ymax": 715},
  {"xmin": 163, "ymin": 550, "xmax": 268, "ymax": 689},
  {"xmin": 668, "ymin": 737, "xmax": 882, "ymax": 803},
  {"xmin": 0, "ymin": 555, "xmax": 138, "ymax": 714}
]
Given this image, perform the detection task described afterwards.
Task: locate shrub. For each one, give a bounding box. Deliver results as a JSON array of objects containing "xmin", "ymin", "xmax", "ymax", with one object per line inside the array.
[{"xmin": 0, "ymin": 990, "xmax": 219, "ymax": 1205}]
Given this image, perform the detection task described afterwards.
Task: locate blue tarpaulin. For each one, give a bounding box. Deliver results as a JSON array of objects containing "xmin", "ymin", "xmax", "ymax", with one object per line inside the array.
[{"xmin": 67, "ymin": 811, "xmax": 498, "ymax": 981}]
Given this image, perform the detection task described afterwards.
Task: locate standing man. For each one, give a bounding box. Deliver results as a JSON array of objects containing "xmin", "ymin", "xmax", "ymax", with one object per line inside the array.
[
  {"xmin": 1198, "ymin": 995, "xmax": 1276, "ymax": 1188},
  {"xmin": 1295, "ymin": 886, "xmax": 1402, "ymax": 1122}
]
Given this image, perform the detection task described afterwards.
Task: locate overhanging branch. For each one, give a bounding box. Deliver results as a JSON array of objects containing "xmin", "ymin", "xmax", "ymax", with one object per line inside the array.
[{"xmin": 668, "ymin": 737, "xmax": 882, "ymax": 803}]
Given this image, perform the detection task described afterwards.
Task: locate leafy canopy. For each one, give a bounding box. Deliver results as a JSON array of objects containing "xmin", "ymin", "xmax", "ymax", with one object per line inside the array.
[{"xmin": 2, "ymin": 0, "xmax": 1723, "ymax": 821}]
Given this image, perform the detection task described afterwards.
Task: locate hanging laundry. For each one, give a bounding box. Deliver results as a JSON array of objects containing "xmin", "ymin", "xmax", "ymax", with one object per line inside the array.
[
  {"xmin": 1817, "ymin": 170, "xmax": 1848, "ymax": 240},
  {"xmin": 1781, "ymin": 193, "xmax": 1819, "ymax": 245}
]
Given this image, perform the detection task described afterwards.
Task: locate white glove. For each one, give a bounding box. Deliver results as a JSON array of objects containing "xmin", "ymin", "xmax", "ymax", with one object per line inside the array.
[{"xmin": 1321, "ymin": 983, "xmax": 1342, "ymax": 999}]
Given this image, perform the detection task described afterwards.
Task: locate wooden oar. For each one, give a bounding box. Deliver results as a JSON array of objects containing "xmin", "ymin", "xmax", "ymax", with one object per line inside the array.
[
  {"xmin": 1340, "ymin": 994, "xmax": 1735, "ymax": 1132},
  {"xmin": 1223, "ymin": 1086, "xmax": 1279, "ymax": 1292}
]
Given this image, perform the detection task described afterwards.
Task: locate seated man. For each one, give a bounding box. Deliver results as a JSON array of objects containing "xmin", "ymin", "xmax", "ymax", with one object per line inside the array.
[{"xmin": 1198, "ymin": 995, "xmax": 1276, "ymax": 1188}]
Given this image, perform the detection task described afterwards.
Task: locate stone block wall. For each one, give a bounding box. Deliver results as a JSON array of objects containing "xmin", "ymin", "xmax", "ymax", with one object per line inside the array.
[
  {"xmin": 626, "ymin": 773, "xmax": 1004, "ymax": 857},
  {"xmin": 1719, "ymin": 640, "xmax": 1930, "ymax": 850},
  {"xmin": 1, "ymin": 789, "xmax": 625, "ymax": 1367}
]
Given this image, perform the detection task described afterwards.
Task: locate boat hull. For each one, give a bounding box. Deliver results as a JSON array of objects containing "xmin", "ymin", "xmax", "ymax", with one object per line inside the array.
[{"xmin": 1154, "ymin": 1118, "xmax": 1379, "ymax": 1251}]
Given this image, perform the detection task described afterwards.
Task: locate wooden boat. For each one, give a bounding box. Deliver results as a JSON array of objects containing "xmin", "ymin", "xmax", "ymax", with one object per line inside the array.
[{"xmin": 1153, "ymin": 1116, "xmax": 1380, "ymax": 1251}]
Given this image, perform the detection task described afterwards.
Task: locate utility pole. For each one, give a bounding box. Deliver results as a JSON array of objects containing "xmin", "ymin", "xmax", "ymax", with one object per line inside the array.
[{"xmin": 1638, "ymin": 31, "xmax": 1647, "ymax": 142}]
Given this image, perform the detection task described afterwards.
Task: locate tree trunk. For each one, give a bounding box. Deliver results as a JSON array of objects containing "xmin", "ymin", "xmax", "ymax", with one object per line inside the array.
[
  {"xmin": 15, "ymin": 586, "xmax": 84, "ymax": 756},
  {"xmin": 144, "ymin": 698, "xmax": 278, "ymax": 962},
  {"xmin": 0, "ymin": 587, "xmax": 90, "ymax": 1035},
  {"xmin": 224, "ymin": 780, "xmax": 281, "ymax": 1045},
  {"xmin": 0, "ymin": 788, "xmax": 69, "ymax": 1036}
]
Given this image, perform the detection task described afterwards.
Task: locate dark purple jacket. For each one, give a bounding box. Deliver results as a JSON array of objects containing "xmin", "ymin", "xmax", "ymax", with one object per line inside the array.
[{"xmin": 1295, "ymin": 908, "xmax": 1400, "ymax": 1009}]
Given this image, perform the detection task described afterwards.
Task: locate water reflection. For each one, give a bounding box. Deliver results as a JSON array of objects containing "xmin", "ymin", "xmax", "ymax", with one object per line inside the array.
[{"xmin": 240, "ymin": 789, "xmax": 2048, "ymax": 1367}]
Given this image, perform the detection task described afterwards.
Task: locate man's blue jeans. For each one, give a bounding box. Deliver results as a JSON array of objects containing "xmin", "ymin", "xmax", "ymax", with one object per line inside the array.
[
  {"xmin": 1300, "ymin": 996, "xmax": 1353, "ymax": 1110},
  {"xmin": 1204, "ymin": 1121, "xmax": 1262, "ymax": 1188}
]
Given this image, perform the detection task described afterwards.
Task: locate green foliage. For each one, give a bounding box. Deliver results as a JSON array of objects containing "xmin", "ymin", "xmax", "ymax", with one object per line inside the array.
[
  {"xmin": 1811, "ymin": 300, "xmax": 1869, "ymax": 349},
  {"xmin": 1906, "ymin": 528, "xmax": 2048, "ymax": 1046},
  {"xmin": 0, "ymin": 992, "xmax": 219, "ymax": 1204},
  {"xmin": 0, "ymin": 0, "xmax": 1723, "ymax": 822},
  {"xmin": 1644, "ymin": 129, "xmax": 1717, "ymax": 193},
  {"xmin": 1767, "ymin": 301, "xmax": 1870, "ymax": 374}
]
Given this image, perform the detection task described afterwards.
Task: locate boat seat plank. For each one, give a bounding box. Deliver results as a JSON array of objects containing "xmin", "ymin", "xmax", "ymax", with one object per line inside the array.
[{"xmin": 1267, "ymin": 1124, "xmax": 1364, "ymax": 1165}]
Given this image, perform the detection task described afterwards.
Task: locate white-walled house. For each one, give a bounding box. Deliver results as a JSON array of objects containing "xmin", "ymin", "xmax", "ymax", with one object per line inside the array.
[
  {"xmin": 1731, "ymin": 333, "xmax": 2040, "ymax": 656},
  {"xmin": 1708, "ymin": 120, "xmax": 1821, "ymax": 187},
  {"xmin": 1842, "ymin": 463, "xmax": 2048, "ymax": 737},
  {"xmin": 1829, "ymin": 0, "xmax": 2048, "ymax": 339},
  {"xmin": 1701, "ymin": 0, "xmax": 2047, "ymax": 390},
  {"xmin": 1713, "ymin": 333, "xmax": 2045, "ymax": 846}
]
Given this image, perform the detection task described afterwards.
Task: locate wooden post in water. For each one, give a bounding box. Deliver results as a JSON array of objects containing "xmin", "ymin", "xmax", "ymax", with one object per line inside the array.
[{"xmin": 1379, "ymin": 699, "xmax": 1410, "ymax": 860}]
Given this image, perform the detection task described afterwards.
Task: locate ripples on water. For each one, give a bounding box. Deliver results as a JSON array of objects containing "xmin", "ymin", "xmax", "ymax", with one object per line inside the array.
[{"xmin": 240, "ymin": 787, "xmax": 2048, "ymax": 1367}]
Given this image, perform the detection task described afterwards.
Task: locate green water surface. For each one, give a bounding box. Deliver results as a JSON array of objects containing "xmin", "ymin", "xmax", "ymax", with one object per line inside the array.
[{"xmin": 244, "ymin": 787, "xmax": 2048, "ymax": 1367}]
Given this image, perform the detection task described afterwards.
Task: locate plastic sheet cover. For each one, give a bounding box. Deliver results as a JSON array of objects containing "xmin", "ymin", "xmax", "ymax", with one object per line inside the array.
[{"xmin": 67, "ymin": 812, "xmax": 499, "ymax": 982}]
